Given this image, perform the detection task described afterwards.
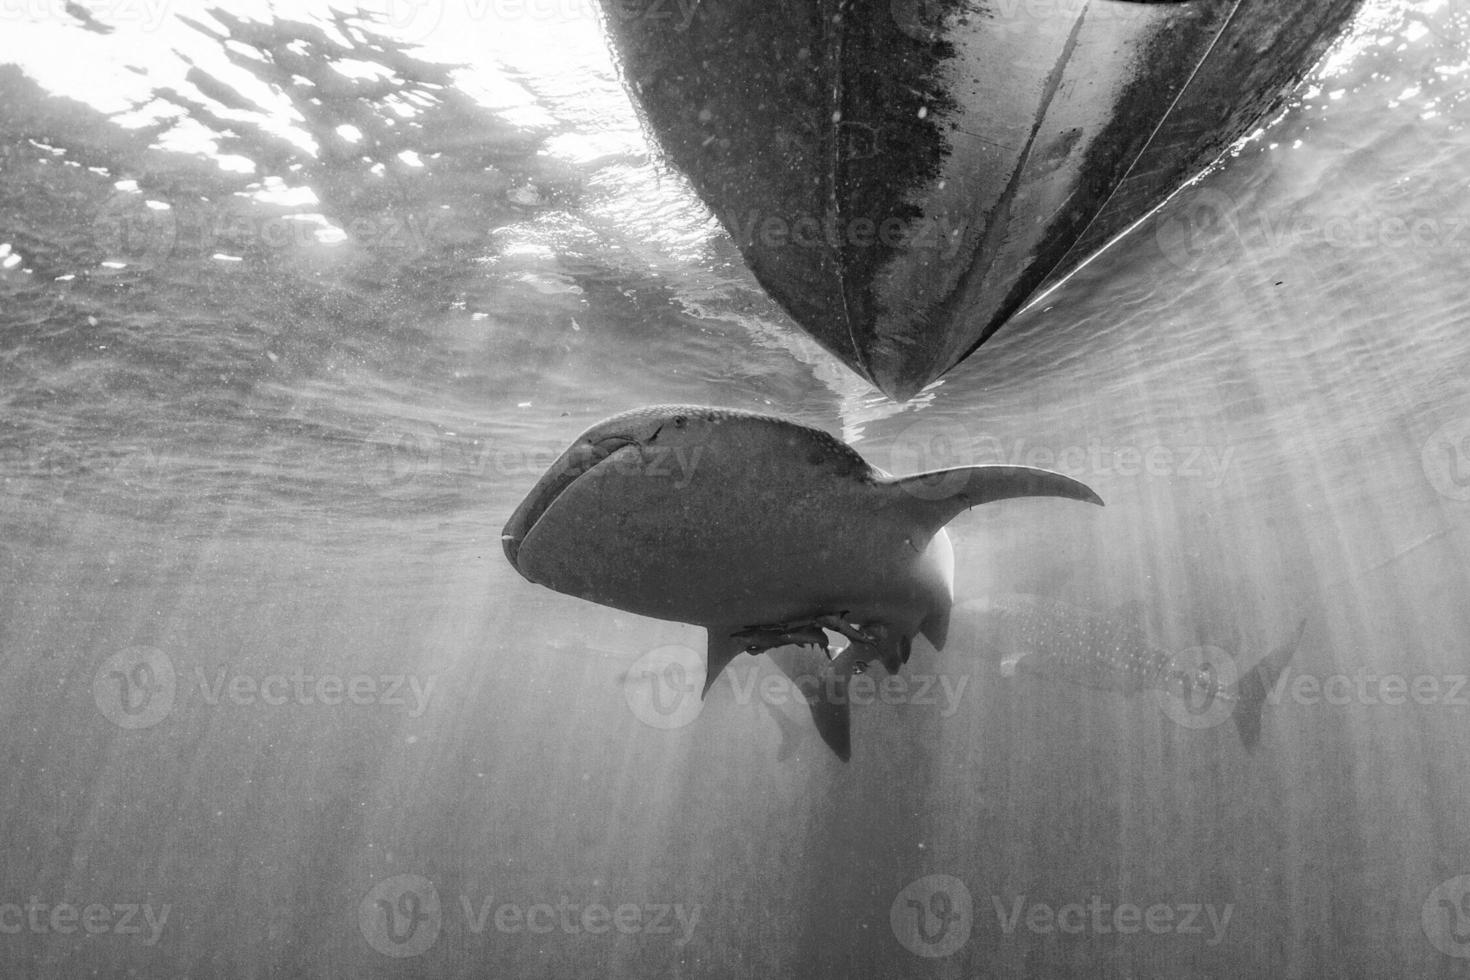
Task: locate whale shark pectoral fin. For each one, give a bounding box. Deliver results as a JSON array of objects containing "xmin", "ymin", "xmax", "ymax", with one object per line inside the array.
[
  {"xmin": 770, "ymin": 646, "xmax": 852, "ymax": 762},
  {"xmin": 702, "ymin": 627, "xmax": 747, "ymax": 699},
  {"xmin": 882, "ymin": 465, "xmax": 1103, "ymax": 539}
]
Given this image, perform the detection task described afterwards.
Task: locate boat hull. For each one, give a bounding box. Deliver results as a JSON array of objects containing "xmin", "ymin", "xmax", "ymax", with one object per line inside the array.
[{"xmin": 596, "ymin": 0, "xmax": 1363, "ymax": 398}]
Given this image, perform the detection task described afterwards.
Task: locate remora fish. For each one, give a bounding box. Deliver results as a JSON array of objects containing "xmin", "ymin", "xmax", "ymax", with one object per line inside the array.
[{"xmin": 961, "ymin": 593, "xmax": 1304, "ymax": 747}]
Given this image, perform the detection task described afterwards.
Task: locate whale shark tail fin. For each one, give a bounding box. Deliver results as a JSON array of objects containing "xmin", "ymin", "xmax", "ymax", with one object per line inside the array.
[
  {"xmin": 1231, "ymin": 619, "xmax": 1307, "ymax": 751},
  {"xmin": 880, "ymin": 466, "xmax": 1103, "ymax": 542},
  {"xmin": 770, "ymin": 646, "xmax": 852, "ymax": 762}
]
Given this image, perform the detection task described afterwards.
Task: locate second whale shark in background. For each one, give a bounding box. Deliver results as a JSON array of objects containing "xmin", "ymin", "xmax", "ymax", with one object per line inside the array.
[
  {"xmin": 502, "ymin": 405, "xmax": 1102, "ymax": 759},
  {"xmin": 962, "ymin": 593, "xmax": 1306, "ymax": 749}
]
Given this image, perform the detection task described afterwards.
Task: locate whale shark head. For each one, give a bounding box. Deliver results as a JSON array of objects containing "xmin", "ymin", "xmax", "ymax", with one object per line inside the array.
[
  {"xmin": 501, "ymin": 406, "xmax": 732, "ymax": 574},
  {"xmin": 503, "ymin": 413, "xmax": 644, "ymax": 573}
]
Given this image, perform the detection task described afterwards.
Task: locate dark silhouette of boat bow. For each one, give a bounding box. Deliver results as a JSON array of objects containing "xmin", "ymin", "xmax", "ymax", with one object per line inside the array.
[{"xmin": 597, "ymin": 0, "xmax": 1364, "ymax": 398}]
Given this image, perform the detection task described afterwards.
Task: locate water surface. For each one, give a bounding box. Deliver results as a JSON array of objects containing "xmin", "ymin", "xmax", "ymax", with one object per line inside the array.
[{"xmin": 2, "ymin": 1, "xmax": 1469, "ymax": 976}]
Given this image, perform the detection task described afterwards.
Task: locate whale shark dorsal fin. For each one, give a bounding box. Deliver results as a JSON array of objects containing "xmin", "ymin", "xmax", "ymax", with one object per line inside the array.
[{"xmin": 880, "ymin": 465, "xmax": 1103, "ymax": 539}]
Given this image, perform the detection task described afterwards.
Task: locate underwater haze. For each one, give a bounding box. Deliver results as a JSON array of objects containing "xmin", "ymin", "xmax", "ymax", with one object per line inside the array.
[{"xmin": 2, "ymin": 1, "xmax": 1470, "ymax": 977}]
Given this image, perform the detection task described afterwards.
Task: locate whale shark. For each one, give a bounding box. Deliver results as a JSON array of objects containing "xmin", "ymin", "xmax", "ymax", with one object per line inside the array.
[
  {"xmin": 962, "ymin": 593, "xmax": 1305, "ymax": 748},
  {"xmin": 502, "ymin": 405, "xmax": 1102, "ymax": 758}
]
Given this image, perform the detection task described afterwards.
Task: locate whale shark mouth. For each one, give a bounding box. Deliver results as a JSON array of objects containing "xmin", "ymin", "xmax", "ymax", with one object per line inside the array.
[{"xmin": 501, "ymin": 434, "xmax": 638, "ymax": 575}]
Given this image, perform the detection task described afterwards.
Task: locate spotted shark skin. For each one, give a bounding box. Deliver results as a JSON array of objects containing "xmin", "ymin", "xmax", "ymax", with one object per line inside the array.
[{"xmin": 963, "ymin": 593, "xmax": 1305, "ymax": 748}]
